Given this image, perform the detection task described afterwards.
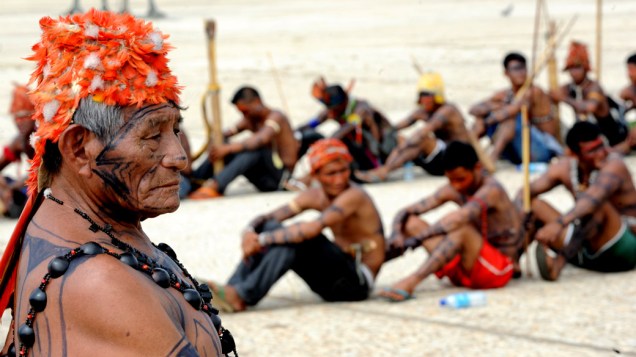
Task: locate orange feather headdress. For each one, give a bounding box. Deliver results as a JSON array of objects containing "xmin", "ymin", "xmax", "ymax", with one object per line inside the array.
[{"xmin": 26, "ymin": 9, "xmax": 181, "ymax": 195}]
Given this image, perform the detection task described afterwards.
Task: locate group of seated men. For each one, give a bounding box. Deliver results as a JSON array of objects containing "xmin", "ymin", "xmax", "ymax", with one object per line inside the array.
[
  {"xmin": 204, "ymin": 126, "xmax": 636, "ymax": 311},
  {"xmin": 176, "ymin": 41, "xmax": 636, "ymax": 200}
]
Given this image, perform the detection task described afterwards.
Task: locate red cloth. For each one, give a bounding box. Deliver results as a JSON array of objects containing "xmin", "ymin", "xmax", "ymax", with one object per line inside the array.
[
  {"xmin": 435, "ymin": 240, "xmax": 514, "ymax": 289},
  {"xmin": 307, "ymin": 138, "xmax": 353, "ymax": 174},
  {"xmin": 0, "ymin": 193, "xmax": 39, "ymax": 312}
]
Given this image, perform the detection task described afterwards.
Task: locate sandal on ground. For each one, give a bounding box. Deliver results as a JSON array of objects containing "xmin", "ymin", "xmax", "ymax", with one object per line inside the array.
[
  {"xmin": 354, "ymin": 170, "xmax": 385, "ymax": 184},
  {"xmin": 535, "ymin": 243, "xmax": 558, "ymax": 281},
  {"xmin": 188, "ymin": 186, "xmax": 222, "ymax": 200},
  {"xmin": 204, "ymin": 279, "xmax": 237, "ymax": 313},
  {"xmin": 379, "ymin": 287, "xmax": 413, "ymax": 303}
]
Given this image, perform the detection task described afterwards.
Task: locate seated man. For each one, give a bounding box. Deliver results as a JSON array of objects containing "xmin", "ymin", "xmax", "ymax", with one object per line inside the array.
[
  {"xmin": 0, "ymin": 10, "xmax": 236, "ymax": 356},
  {"xmin": 380, "ymin": 141, "xmax": 521, "ymax": 302},
  {"xmin": 618, "ymin": 52, "xmax": 636, "ymax": 152},
  {"xmin": 356, "ymin": 72, "xmax": 473, "ymax": 182},
  {"xmin": 205, "ymin": 139, "xmax": 385, "ymax": 312},
  {"xmin": 0, "ymin": 84, "xmax": 36, "ymax": 218},
  {"xmin": 470, "ymin": 52, "xmax": 563, "ymax": 166},
  {"xmin": 551, "ymin": 41, "xmax": 628, "ymax": 149},
  {"xmin": 189, "ymin": 86, "xmax": 299, "ymax": 198},
  {"xmin": 519, "ymin": 121, "xmax": 636, "ymax": 281},
  {"xmin": 298, "ymin": 78, "xmax": 397, "ymax": 173}
]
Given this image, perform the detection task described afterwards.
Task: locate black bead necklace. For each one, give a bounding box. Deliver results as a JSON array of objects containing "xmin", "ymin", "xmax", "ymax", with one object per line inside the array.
[{"xmin": 11, "ymin": 189, "xmax": 237, "ymax": 357}]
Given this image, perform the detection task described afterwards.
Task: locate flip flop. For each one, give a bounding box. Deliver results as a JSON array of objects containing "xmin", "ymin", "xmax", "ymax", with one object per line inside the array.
[
  {"xmin": 535, "ymin": 243, "xmax": 558, "ymax": 282},
  {"xmin": 380, "ymin": 287, "xmax": 413, "ymax": 303},
  {"xmin": 354, "ymin": 170, "xmax": 385, "ymax": 184},
  {"xmin": 203, "ymin": 279, "xmax": 236, "ymax": 313}
]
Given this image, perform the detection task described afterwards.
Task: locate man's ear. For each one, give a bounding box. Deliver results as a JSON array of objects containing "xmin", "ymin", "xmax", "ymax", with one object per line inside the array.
[{"xmin": 57, "ymin": 124, "xmax": 98, "ymax": 177}]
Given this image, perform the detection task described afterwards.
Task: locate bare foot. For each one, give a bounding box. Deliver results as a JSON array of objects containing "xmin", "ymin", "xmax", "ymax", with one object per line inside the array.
[{"xmin": 354, "ymin": 169, "xmax": 387, "ymax": 183}]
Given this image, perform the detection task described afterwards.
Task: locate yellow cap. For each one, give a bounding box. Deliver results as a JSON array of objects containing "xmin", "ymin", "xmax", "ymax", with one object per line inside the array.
[{"xmin": 416, "ymin": 72, "xmax": 445, "ymax": 104}]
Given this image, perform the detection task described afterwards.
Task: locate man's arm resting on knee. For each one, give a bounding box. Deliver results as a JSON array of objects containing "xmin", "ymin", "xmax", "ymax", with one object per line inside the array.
[
  {"xmin": 559, "ymin": 169, "xmax": 622, "ymax": 226},
  {"xmin": 256, "ymin": 188, "xmax": 364, "ymax": 246}
]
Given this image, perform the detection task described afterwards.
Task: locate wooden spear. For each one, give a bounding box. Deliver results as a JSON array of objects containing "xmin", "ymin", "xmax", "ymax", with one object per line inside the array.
[
  {"xmin": 546, "ymin": 20, "xmax": 563, "ymax": 144},
  {"xmin": 193, "ymin": 20, "xmax": 224, "ymax": 173},
  {"xmin": 521, "ymin": 104, "xmax": 532, "ymax": 276},
  {"xmin": 595, "ymin": 0, "xmax": 602, "ymax": 81}
]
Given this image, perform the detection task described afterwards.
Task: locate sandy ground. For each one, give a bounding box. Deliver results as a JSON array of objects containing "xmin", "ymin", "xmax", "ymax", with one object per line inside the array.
[{"xmin": 0, "ymin": 0, "xmax": 636, "ymax": 355}]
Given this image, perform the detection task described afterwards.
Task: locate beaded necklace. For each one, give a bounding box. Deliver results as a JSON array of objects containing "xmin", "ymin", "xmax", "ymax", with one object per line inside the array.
[{"xmin": 9, "ymin": 189, "xmax": 238, "ymax": 357}]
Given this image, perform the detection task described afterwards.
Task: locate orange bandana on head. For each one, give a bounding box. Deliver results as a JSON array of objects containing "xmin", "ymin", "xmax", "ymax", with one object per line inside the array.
[
  {"xmin": 563, "ymin": 41, "xmax": 591, "ymax": 72},
  {"xmin": 26, "ymin": 9, "xmax": 181, "ymax": 196},
  {"xmin": 307, "ymin": 138, "xmax": 353, "ymax": 174},
  {"xmin": 9, "ymin": 84, "xmax": 35, "ymax": 120}
]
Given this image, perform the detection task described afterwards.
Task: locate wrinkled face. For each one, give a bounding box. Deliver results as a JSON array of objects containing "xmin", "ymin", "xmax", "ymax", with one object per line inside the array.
[
  {"xmin": 505, "ymin": 60, "xmax": 527, "ymax": 87},
  {"xmin": 418, "ymin": 92, "xmax": 436, "ymax": 112},
  {"xmin": 567, "ymin": 64, "xmax": 587, "ymax": 84},
  {"xmin": 315, "ymin": 158, "xmax": 351, "ymax": 197},
  {"xmin": 627, "ymin": 63, "xmax": 636, "ymax": 85},
  {"xmin": 93, "ymin": 103, "xmax": 187, "ymax": 218},
  {"xmin": 445, "ymin": 166, "xmax": 477, "ymax": 195},
  {"xmin": 577, "ymin": 137, "xmax": 608, "ymax": 169}
]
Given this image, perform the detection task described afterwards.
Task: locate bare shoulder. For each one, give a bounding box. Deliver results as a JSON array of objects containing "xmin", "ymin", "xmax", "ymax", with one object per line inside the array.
[
  {"xmin": 269, "ymin": 109, "xmax": 290, "ymax": 124},
  {"xmin": 602, "ymin": 153, "xmax": 631, "ymax": 175},
  {"xmin": 295, "ymin": 187, "xmax": 328, "ymax": 210},
  {"xmin": 59, "ymin": 254, "xmax": 183, "ymax": 355}
]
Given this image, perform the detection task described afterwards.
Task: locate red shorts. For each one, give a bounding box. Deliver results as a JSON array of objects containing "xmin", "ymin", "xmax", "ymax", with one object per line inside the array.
[{"xmin": 435, "ymin": 240, "xmax": 514, "ymax": 289}]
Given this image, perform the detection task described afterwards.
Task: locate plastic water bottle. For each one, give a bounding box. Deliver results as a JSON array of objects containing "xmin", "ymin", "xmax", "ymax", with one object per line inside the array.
[
  {"xmin": 403, "ymin": 161, "xmax": 415, "ymax": 181},
  {"xmin": 439, "ymin": 291, "xmax": 487, "ymax": 309}
]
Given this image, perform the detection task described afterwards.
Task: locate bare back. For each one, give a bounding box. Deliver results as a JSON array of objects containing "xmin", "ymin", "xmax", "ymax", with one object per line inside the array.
[{"xmin": 268, "ymin": 110, "xmax": 299, "ymax": 171}]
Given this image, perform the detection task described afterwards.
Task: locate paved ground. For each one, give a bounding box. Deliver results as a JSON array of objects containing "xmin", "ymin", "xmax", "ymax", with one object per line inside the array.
[{"xmin": 0, "ymin": 0, "xmax": 635, "ymax": 356}]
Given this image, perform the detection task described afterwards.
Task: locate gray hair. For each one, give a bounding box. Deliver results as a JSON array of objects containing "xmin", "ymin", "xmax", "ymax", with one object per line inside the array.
[
  {"xmin": 38, "ymin": 98, "xmax": 124, "ymax": 191},
  {"xmin": 72, "ymin": 97, "xmax": 124, "ymax": 142}
]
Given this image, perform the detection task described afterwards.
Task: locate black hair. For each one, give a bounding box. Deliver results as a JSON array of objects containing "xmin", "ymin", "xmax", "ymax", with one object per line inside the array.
[
  {"xmin": 442, "ymin": 141, "xmax": 479, "ymax": 171},
  {"xmin": 565, "ymin": 121, "xmax": 602, "ymax": 154},
  {"xmin": 323, "ymin": 85, "xmax": 348, "ymax": 108},
  {"xmin": 627, "ymin": 53, "xmax": 636, "ymax": 66},
  {"xmin": 503, "ymin": 52, "xmax": 527, "ymax": 69},
  {"xmin": 231, "ymin": 86, "xmax": 261, "ymax": 104}
]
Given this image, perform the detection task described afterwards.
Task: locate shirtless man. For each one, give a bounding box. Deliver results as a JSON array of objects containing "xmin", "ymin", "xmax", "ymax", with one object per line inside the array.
[
  {"xmin": 0, "ymin": 84, "xmax": 35, "ymax": 218},
  {"xmin": 380, "ymin": 141, "xmax": 521, "ymax": 302},
  {"xmin": 471, "ymin": 52, "xmax": 563, "ymax": 165},
  {"xmin": 550, "ymin": 41, "xmax": 628, "ymax": 149},
  {"xmin": 0, "ymin": 10, "xmax": 235, "ymax": 356},
  {"xmin": 618, "ymin": 53, "xmax": 636, "ymax": 152},
  {"xmin": 519, "ymin": 121, "xmax": 636, "ymax": 281},
  {"xmin": 356, "ymin": 72, "xmax": 471, "ymax": 182},
  {"xmin": 189, "ymin": 86, "xmax": 299, "ymax": 198},
  {"xmin": 298, "ymin": 79, "xmax": 397, "ymax": 173},
  {"xmin": 205, "ymin": 139, "xmax": 385, "ymax": 312}
]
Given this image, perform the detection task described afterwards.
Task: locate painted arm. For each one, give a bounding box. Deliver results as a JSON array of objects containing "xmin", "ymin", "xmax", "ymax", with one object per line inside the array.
[
  {"xmin": 256, "ymin": 188, "xmax": 362, "ymax": 247},
  {"xmin": 390, "ymin": 187, "xmax": 450, "ymax": 242},
  {"xmin": 394, "ymin": 108, "xmax": 428, "ymax": 130}
]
